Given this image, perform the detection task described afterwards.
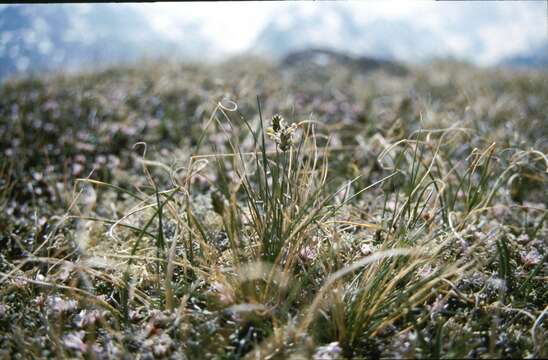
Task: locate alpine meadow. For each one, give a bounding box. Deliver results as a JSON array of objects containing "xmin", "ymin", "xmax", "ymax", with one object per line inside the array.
[{"xmin": 0, "ymin": 6, "xmax": 547, "ymax": 358}]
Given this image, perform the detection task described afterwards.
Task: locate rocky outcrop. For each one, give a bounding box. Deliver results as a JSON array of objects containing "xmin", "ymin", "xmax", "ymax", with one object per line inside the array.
[{"xmin": 280, "ymin": 48, "xmax": 407, "ymax": 76}]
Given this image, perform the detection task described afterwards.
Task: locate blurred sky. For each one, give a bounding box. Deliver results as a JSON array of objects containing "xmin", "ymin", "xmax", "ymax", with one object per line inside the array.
[
  {"xmin": 0, "ymin": 1, "xmax": 546, "ymax": 71},
  {"xmin": 138, "ymin": 1, "xmax": 548, "ymax": 65}
]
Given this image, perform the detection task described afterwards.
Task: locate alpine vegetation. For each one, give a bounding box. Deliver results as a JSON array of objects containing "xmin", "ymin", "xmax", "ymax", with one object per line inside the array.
[{"xmin": 0, "ymin": 58, "xmax": 546, "ymax": 359}]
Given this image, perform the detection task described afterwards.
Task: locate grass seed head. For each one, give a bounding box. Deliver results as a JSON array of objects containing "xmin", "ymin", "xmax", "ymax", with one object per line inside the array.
[
  {"xmin": 271, "ymin": 113, "xmax": 285, "ymax": 132},
  {"xmin": 267, "ymin": 114, "xmax": 298, "ymax": 151}
]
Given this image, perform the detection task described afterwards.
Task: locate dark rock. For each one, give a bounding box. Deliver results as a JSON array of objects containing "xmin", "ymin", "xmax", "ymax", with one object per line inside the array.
[{"xmin": 280, "ymin": 48, "xmax": 408, "ymax": 76}]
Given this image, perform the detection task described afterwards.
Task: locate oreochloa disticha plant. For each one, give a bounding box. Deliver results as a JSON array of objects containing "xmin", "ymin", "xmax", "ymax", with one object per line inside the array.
[{"xmin": 71, "ymin": 97, "xmax": 478, "ymax": 358}]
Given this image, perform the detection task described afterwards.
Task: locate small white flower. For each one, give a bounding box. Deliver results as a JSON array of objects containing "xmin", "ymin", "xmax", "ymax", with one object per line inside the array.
[
  {"xmin": 521, "ymin": 248, "xmax": 542, "ymax": 269},
  {"xmin": 210, "ymin": 281, "xmax": 235, "ymax": 304},
  {"xmin": 47, "ymin": 296, "xmax": 78, "ymax": 314},
  {"xmin": 299, "ymin": 245, "xmax": 318, "ymax": 262},
  {"xmin": 63, "ymin": 331, "xmax": 87, "ymax": 352},
  {"xmin": 516, "ymin": 233, "xmax": 530, "ymax": 244},
  {"xmin": 486, "ymin": 277, "xmax": 507, "ymax": 292},
  {"xmin": 74, "ymin": 309, "xmax": 102, "ymax": 328},
  {"xmin": 313, "ymin": 341, "xmax": 342, "ymax": 360},
  {"xmin": 360, "ymin": 243, "xmax": 373, "ymax": 256},
  {"xmin": 417, "ymin": 264, "xmax": 434, "ymax": 279}
]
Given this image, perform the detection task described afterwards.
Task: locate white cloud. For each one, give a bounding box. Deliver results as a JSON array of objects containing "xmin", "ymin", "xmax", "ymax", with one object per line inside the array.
[
  {"xmin": 134, "ymin": 2, "xmax": 282, "ymax": 53},
  {"xmin": 131, "ymin": 1, "xmax": 546, "ymax": 64}
]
